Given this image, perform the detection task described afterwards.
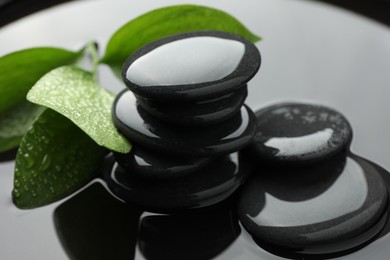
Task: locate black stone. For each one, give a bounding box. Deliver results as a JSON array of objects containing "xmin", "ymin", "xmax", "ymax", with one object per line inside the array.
[
  {"xmin": 113, "ymin": 145, "xmax": 214, "ymax": 180},
  {"xmin": 103, "ymin": 152, "xmax": 252, "ymax": 213},
  {"xmin": 122, "ymin": 31, "xmax": 261, "ymax": 101},
  {"xmin": 237, "ymin": 152, "xmax": 388, "ymax": 257},
  {"xmin": 247, "ymin": 102, "xmax": 353, "ymax": 165},
  {"xmin": 112, "ymin": 90, "xmax": 257, "ymax": 157},
  {"xmin": 136, "ymin": 86, "xmax": 248, "ymax": 126}
]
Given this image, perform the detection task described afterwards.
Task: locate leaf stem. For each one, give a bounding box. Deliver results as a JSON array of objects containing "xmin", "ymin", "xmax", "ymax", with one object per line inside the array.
[{"xmin": 86, "ymin": 41, "xmax": 100, "ymax": 79}]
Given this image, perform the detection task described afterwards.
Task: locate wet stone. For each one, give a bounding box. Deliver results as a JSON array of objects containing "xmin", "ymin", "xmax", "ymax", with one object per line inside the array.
[
  {"xmin": 122, "ymin": 31, "xmax": 261, "ymax": 101},
  {"xmin": 237, "ymin": 152, "xmax": 388, "ymax": 257},
  {"xmin": 103, "ymin": 152, "xmax": 252, "ymax": 213},
  {"xmin": 112, "ymin": 90, "xmax": 257, "ymax": 157},
  {"xmin": 247, "ymin": 102, "xmax": 353, "ymax": 165},
  {"xmin": 113, "ymin": 145, "xmax": 214, "ymax": 180},
  {"xmin": 136, "ymin": 86, "xmax": 248, "ymax": 126}
]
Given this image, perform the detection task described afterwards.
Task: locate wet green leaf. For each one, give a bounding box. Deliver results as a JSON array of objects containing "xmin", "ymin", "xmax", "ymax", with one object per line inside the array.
[
  {"xmin": 27, "ymin": 66, "xmax": 131, "ymax": 153},
  {"xmin": 13, "ymin": 109, "xmax": 107, "ymax": 209},
  {"xmin": 0, "ymin": 47, "xmax": 81, "ymax": 152},
  {"xmin": 101, "ymin": 4, "xmax": 261, "ymax": 76},
  {"xmin": 0, "ymin": 102, "xmax": 45, "ymax": 153}
]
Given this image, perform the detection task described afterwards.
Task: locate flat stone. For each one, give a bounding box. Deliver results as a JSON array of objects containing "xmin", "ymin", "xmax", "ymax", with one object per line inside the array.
[
  {"xmin": 112, "ymin": 90, "xmax": 257, "ymax": 157},
  {"xmin": 136, "ymin": 86, "xmax": 247, "ymax": 126},
  {"xmin": 103, "ymin": 152, "xmax": 252, "ymax": 213},
  {"xmin": 138, "ymin": 207, "xmax": 240, "ymax": 260},
  {"xmin": 113, "ymin": 145, "xmax": 214, "ymax": 180},
  {"xmin": 237, "ymin": 153, "xmax": 388, "ymax": 257},
  {"xmin": 247, "ymin": 102, "xmax": 353, "ymax": 165},
  {"xmin": 122, "ymin": 31, "xmax": 261, "ymax": 101}
]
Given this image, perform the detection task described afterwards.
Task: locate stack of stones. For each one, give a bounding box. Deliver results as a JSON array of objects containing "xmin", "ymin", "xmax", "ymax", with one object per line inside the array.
[
  {"xmin": 103, "ymin": 30, "xmax": 389, "ymax": 257},
  {"xmin": 105, "ymin": 31, "xmax": 261, "ymax": 213}
]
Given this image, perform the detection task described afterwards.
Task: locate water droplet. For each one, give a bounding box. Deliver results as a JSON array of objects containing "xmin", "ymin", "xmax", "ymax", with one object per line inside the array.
[
  {"xmin": 23, "ymin": 185, "xmax": 29, "ymax": 192},
  {"xmin": 13, "ymin": 189, "xmax": 20, "ymax": 198},
  {"xmin": 14, "ymin": 180, "xmax": 20, "ymax": 188},
  {"xmin": 55, "ymin": 165, "xmax": 62, "ymax": 172},
  {"xmin": 42, "ymin": 136, "xmax": 49, "ymax": 144},
  {"xmin": 23, "ymin": 153, "xmax": 35, "ymax": 169},
  {"xmin": 49, "ymin": 186, "xmax": 55, "ymax": 193},
  {"xmin": 41, "ymin": 154, "xmax": 52, "ymax": 171},
  {"xmin": 26, "ymin": 143, "xmax": 34, "ymax": 151}
]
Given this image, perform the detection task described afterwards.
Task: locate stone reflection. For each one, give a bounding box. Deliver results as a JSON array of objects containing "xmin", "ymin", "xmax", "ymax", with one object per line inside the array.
[
  {"xmin": 138, "ymin": 204, "xmax": 241, "ymax": 260},
  {"xmin": 53, "ymin": 182, "xmax": 141, "ymax": 260}
]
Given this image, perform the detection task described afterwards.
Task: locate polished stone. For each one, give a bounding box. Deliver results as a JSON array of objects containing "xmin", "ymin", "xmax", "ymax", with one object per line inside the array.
[
  {"xmin": 113, "ymin": 145, "xmax": 214, "ymax": 180},
  {"xmin": 248, "ymin": 102, "xmax": 353, "ymax": 165},
  {"xmin": 122, "ymin": 31, "xmax": 261, "ymax": 101},
  {"xmin": 237, "ymin": 153, "xmax": 388, "ymax": 257},
  {"xmin": 112, "ymin": 90, "xmax": 257, "ymax": 156},
  {"xmin": 138, "ymin": 207, "xmax": 240, "ymax": 260},
  {"xmin": 136, "ymin": 86, "xmax": 248, "ymax": 126},
  {"xmin": 104, "ymin": 152, "xmax": 252, "ymax": 213}
]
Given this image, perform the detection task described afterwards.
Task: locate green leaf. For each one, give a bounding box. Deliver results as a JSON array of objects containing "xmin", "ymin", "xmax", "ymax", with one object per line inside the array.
[
  {"xmin": 13, "ymin": 109, "xmax": 107, "ymax": 209},
  {"xmin": 0, "ymin": 47, "xmax": 81, "ymax": 114},
  {"xmin": 27, "ymin": 66, "xmax": 131, "ymax": 153},
  {"xmin": 0, "ymin": 102, "xmax": 45, "ymax": 153},
  {"xmin": 101, "ymin": 4, "xmax": 261, "ymax": 76},
  {"xmin": 0, "ymin": 47, "xmax": 81, "ymax": 152}
]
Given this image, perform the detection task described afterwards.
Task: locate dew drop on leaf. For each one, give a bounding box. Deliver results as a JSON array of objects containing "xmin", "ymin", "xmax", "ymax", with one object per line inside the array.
[
  {"xmin": 23, "ymin": 153, "xmax": 35, "ymax": 169},
  {"xmin": 40, "ymin": 154, "xmax": 51, "ymax": 171},
  {"xmin": 13, "ymin": 189, "xmax": 20, "ymax": 198}
]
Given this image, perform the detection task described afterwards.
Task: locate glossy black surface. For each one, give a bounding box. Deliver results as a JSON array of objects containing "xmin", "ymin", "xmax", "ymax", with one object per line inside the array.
[
  {"xmin": 122, "ymin": 31, "xmax": 261, "ymax": 101},
  {"xmin": 1, "ymin": 1, "xmax": 390, "ymax": 260},
  {"xmin": 237, "ymin": 153, "xmax": 388, "ymax": 257},
  {"xmin": 53, "ymin": 182, "xmax": 141, "ymax": 260},
  {"xmin": 103, "ymin": 152, "xmax": 252, "ymax": 213},
  {"xmin": 113, "ymin": 145, "xmax": 214, "ymax": 180},
  {"xmin": 247, "ymin": 102, "xmax": 353, "ymax": 165},
  {"xmin": 138, "ymin": 206, "xmax": 240, "ymax": 260},
  {"xmin": 136, "ymin": 86, "xmax": 248, "ymax": 126},
  {"xmin": 112, "ymin": 90, "xmax": 257, "ymax": 156}
]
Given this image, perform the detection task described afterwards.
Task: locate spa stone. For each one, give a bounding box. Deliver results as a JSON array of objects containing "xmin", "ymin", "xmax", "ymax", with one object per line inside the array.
[
  {"xmin": 136, "ymin": 86, "xmax": 248, "ymax": 126},
  {"xmin": 112, "ymin": 90, "xmax": 257, "ymax": 157},
  {"xmin": 237, "ymin": 153, "xmax": 388, "ymax": 257},
  {"xmin": 113, "ymin": 146, "xmax": 214, "ymax": 180},
  {"xmin": 248, "ymin": 102, "xmax": 353, "ymax": 165},
  {"xmin": 122, "ymin": 31, "xmax": 261, "ymax": 101},
  {"xmin": 104, "ymin": 152, "xmax": 252, "ymax": 213}
]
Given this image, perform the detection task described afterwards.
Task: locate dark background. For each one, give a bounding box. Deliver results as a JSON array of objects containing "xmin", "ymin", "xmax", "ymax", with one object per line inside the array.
[{"xmin": 0, "ymin": 0, "xmax": 389, "ymax": 28}]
